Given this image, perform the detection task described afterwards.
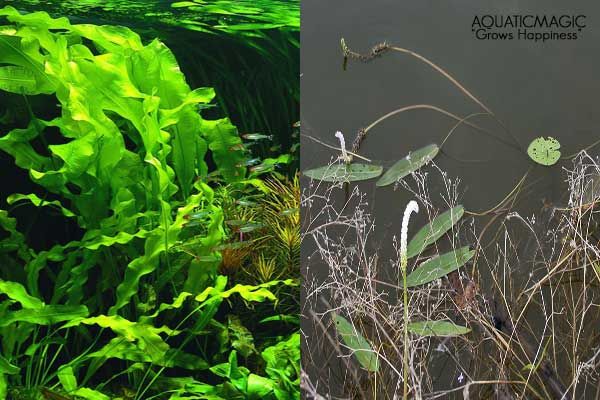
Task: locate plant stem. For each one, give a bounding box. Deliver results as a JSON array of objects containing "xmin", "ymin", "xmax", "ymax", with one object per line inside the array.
[{"xmin": 400, "ymin": 200, "xmax": 418, "ymax": 400}]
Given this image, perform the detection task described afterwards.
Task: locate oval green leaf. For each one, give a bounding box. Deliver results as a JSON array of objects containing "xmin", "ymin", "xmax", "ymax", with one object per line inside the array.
[
  {"xmin": 407, "ymin": 320, "xmax": 471, "ymax": 337},
  {"xmin": 527, "ymin": 137, "xmax": 561, "ymax": 166},
  {"xmin": 332, "ymin": 313, "xmax": 379, "ymax": 372},
  {"xmin": 406, "ymin": 246, "xmax": 474, "ymax": 287},
  {"xmin": 376, "ymin": 144, "xmax": 439, "ymax": 187},
  {"xmin": 406, "ymin": 206, "xmax": 464, "ymax": 259},
  {"xmin": 304, "ymin": 163, "xmax": 383, "ymax": 183}
]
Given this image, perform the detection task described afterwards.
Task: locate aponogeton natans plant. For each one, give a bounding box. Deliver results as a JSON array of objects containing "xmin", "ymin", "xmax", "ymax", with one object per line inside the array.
[{"xmin": 0, "ymin": 6, "xmax": 293, "ymax": 399}]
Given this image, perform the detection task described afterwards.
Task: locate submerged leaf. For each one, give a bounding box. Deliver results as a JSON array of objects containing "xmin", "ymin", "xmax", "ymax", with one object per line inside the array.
[
  {"xmin": 0, "ymin": 66, "xmax": 37, "ymax": 94},
  {"xmin": 332, "ymin": 313, "xmax": 379, "ymax": 372},
  {"xmin": 406, "ymin": 246, "xmax": 474, "ymax": 287},
  {"xmin": 527, "ymin": 137, "xmax": 561, "ymax": 166},
  {"xmin": 406, "ymin": 206, "xmax": 464, "ymax": 259},
  {"xmin": 407, "ymin": 320, "xmax": 470, "ymax": 337},
  {"xmin": 376, "ymin": 144, "xmax": 439, "ymax": 187},
  {"xmin": 303, "ymin": 163, "xmax": 383, "ymax": 183}
]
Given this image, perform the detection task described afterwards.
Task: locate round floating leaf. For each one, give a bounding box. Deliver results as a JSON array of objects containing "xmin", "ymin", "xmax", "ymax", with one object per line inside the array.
[
  {"xmin": 303, "ymin": 163, "xmax": 383, "ymax": 183},
  {"xmin": 527, "ymin": 137, "xmax": 561, "ymax": 166},
  {"xmin": 407, "ymin": 320, "xmax": 471, "ymax": 337},
  {"xmin": 376, "ymin": 144, "xmax": 439, "ymax": 187},
  {"xmin": 406, "ymin": 246, "xmax": 474, "ymax": 287},
  {"xmin": 332, "ymin": 313, "xmax": 379, "ymax": 372},
  {"xmin": 406, "ymin": 205, "xmax": 464, "ymax": 259}
]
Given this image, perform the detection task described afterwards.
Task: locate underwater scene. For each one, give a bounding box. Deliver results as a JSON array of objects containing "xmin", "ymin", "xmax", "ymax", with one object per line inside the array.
[
  {"xmin": 301, "ymin": 1, "xmax": 600, "ymax": 399},
  {"xmin": 0, "ymin": 1, "xmax": 299, "ymax": 399}
]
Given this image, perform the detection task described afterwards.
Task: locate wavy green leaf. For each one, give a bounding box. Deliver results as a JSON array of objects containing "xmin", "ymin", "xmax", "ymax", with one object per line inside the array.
[{"xmin": 0, "ymin": 304, "xmax": 88, "ymax": 327}]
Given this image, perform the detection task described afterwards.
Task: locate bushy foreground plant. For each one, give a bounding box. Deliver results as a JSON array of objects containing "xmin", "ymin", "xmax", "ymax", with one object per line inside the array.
[{"xmin": 0, "ymin": 7, "xmax": 299, "ymax": 400}]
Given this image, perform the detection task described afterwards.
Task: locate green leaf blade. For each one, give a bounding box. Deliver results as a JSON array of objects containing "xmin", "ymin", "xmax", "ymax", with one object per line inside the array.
[
  {"xmin": 376, "ymin": 144, "xmax": 439, "ymax": 187},
  {"xmin": 406, "ymin": 205, "xmax": 464, "ymax": 259},
  {"xmin": 303, "ymin": 163, "xmax": 383, "ymax": 183},
  {"xmin": 407, "ymin": 320, "xmax": 470, "ymax": 337},
  {"xmin": 406, "ymin": 246, "xmax": 475, "ymax": 287},
  {"xmin": 332, "ymin": 313, "xmax": 379, "ymax": 372}
]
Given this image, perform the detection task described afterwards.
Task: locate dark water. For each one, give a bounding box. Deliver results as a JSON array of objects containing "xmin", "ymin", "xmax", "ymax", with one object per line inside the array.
[{"xmin": 301, "ymin": 0, "xmax": 600, "ymax": 397}]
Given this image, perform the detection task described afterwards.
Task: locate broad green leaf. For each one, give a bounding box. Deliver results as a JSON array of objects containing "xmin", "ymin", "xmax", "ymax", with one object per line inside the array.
[
  {"xmin": 0, "ymin": 304, "xmax": 88, "ymax": 327},
  {"xmin": 407, "ymin": 320, "xmax": 470, "ymax": 337},
  {"xmin": 7, "ymin": 193, "xmax": 76, "ymax": 218},
  {"xmin": 0, "ymin": 66, "xmax": 37, "ymax": 94},
  {"xmin": 0, "ymin": 354, "xmax": 19, "ymax": 375},
  {"xmin": 63, "ymin": 315, "xmax": 171, "ymax": 363},
  {"xmin": 527, "ymin": 137, "xmax": 561, "ymax": 166},
  {"xmin": 376, "ymin": 144, "xmax": 439, "ymax": 186},
  {"xmin": 201, "ymin": 118, "xmax": 246, "ymax": 183},
  {"xmin": 73, "ymin": 387, "xmax": 110, "ymax": 400},
  {"xmin": 304, "ymin": 163, "xmax": 383, "ymax": 182},
  {"xmin": 406, "ymin": 206, "xmax": 464, "ymax": 259},
  {"xmin": 0, "ymin": 280, "xmax": 43, "ymax": 309},
  {"xmin": 58, "ymin": 366, "xmax": 77, "ymax": 391},
  {"xmin": 332, "ymin": 313, "xmax": 379, "ymax": 372},
  {"xmin": 406, "ymin": 246, "xmax": 474, "ymax": 287}
]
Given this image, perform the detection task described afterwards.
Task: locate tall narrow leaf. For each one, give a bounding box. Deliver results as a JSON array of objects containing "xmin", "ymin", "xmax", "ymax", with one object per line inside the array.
[
  {"xmin": 406, "ymin": 206, "xmax": 464, "ymax": 259},
  {"xmin": 406, "ymin": 246, "xmax": 474, "ymax": 287},
  {"xmin": 376, "ymin": 144, "xmax": 439, "ymax": 187},
  {"xmin": 332, "ymin": 313, "xmax": 379, "ymax": 372}
]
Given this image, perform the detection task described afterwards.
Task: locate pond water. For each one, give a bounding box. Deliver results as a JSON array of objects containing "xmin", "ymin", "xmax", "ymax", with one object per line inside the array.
[{"xmin": 301, "ymin": 0, "xmax": 600, "ymax": 397}]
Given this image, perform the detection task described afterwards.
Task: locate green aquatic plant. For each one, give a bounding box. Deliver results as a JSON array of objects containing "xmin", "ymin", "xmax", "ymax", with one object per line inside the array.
[
  {"xmin": 0, "ymin": 6, "xmax": 299, "ymax": 399},
  {"xmin": 332, "ymin": 313, "xmax": 379, "ymax": 372}
]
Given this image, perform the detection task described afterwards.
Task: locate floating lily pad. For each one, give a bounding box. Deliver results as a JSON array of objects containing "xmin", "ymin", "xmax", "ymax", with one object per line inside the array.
[
  {"xmin": 407, "ymin": 320, "xmax": 471, "ymax": 337},
  {"xmin": 332, "ymin": 313, "xmax": 379, "ymax": 372},
  {"xmin": 527, "ymin": 137, "xmax": 561, "ymax": 166},
  {"xmin": 303, "ymin": 163, "xmax": 383, "ymax": 183},
  {"xmin": 406, "ymin": 206, "xmax": 464, "ymax": 259},
  {"xmin": 376, "ymin": 144, "xmax": 439, "ymax": 187},
  {"xmin": 406, "ymin": 246, "xmax": 474, "ymax": 287}
]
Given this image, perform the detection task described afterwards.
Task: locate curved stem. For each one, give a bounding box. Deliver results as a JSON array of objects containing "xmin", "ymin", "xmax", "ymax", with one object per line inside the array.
[{"xmin": 364, "ymin": 104, "xmax": 520, "ymax": 152}]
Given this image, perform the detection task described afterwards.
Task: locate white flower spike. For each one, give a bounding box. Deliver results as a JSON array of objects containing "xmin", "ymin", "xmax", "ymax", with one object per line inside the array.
[
  {"xmin": 400, "ymin": 200, "xmax": 419, "ymax": 267},
  {"xmin": 334, "ymin": 131, "xmax": 350, "ymax": 163}
]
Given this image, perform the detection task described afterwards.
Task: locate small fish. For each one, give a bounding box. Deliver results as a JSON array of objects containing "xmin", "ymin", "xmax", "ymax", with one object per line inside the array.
[
  {"xmin": 184, "ymin": 211, "xmax": 210, "ymax": 220},
  {"xmin": 280, "ymin": 208, "xmax": 299, "ymax": 216},
  {"xmin": 292, "ymin": 121, "xmax": 300, "ymax": 128},
  {"xmin": 236, "ymin": 199, "xmax": 257, "ymax": 207},
  {"xmin": 236, "ymin": 158, "xmax": 261, "ymax": 168},
  {"xmin": 249, "ymin": 164, "xmax": 275, "ymax": 173},
  {"xmin": 196, "ymin": 255, "xmax": 220, "ymax": 262},
  {"xmin": 242, "ymin": 133, "xmax": 273, "ymax": 141},
  {"xmin": 225, "ymin": 219, "xmax": 246, "ymax": 227},
  {"xmin": 228, "ymin": 143, "xmax": 246, "ymax": 151},
  {"xmin": 239, "ymin": 222, "xmax": 264, "ymax": 233}
]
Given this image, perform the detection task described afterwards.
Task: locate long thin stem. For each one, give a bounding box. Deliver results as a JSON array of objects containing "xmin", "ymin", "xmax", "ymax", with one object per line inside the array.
[{"xmin": 400, "ymin": 200, "xmax": 419, "ymax": 400}]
